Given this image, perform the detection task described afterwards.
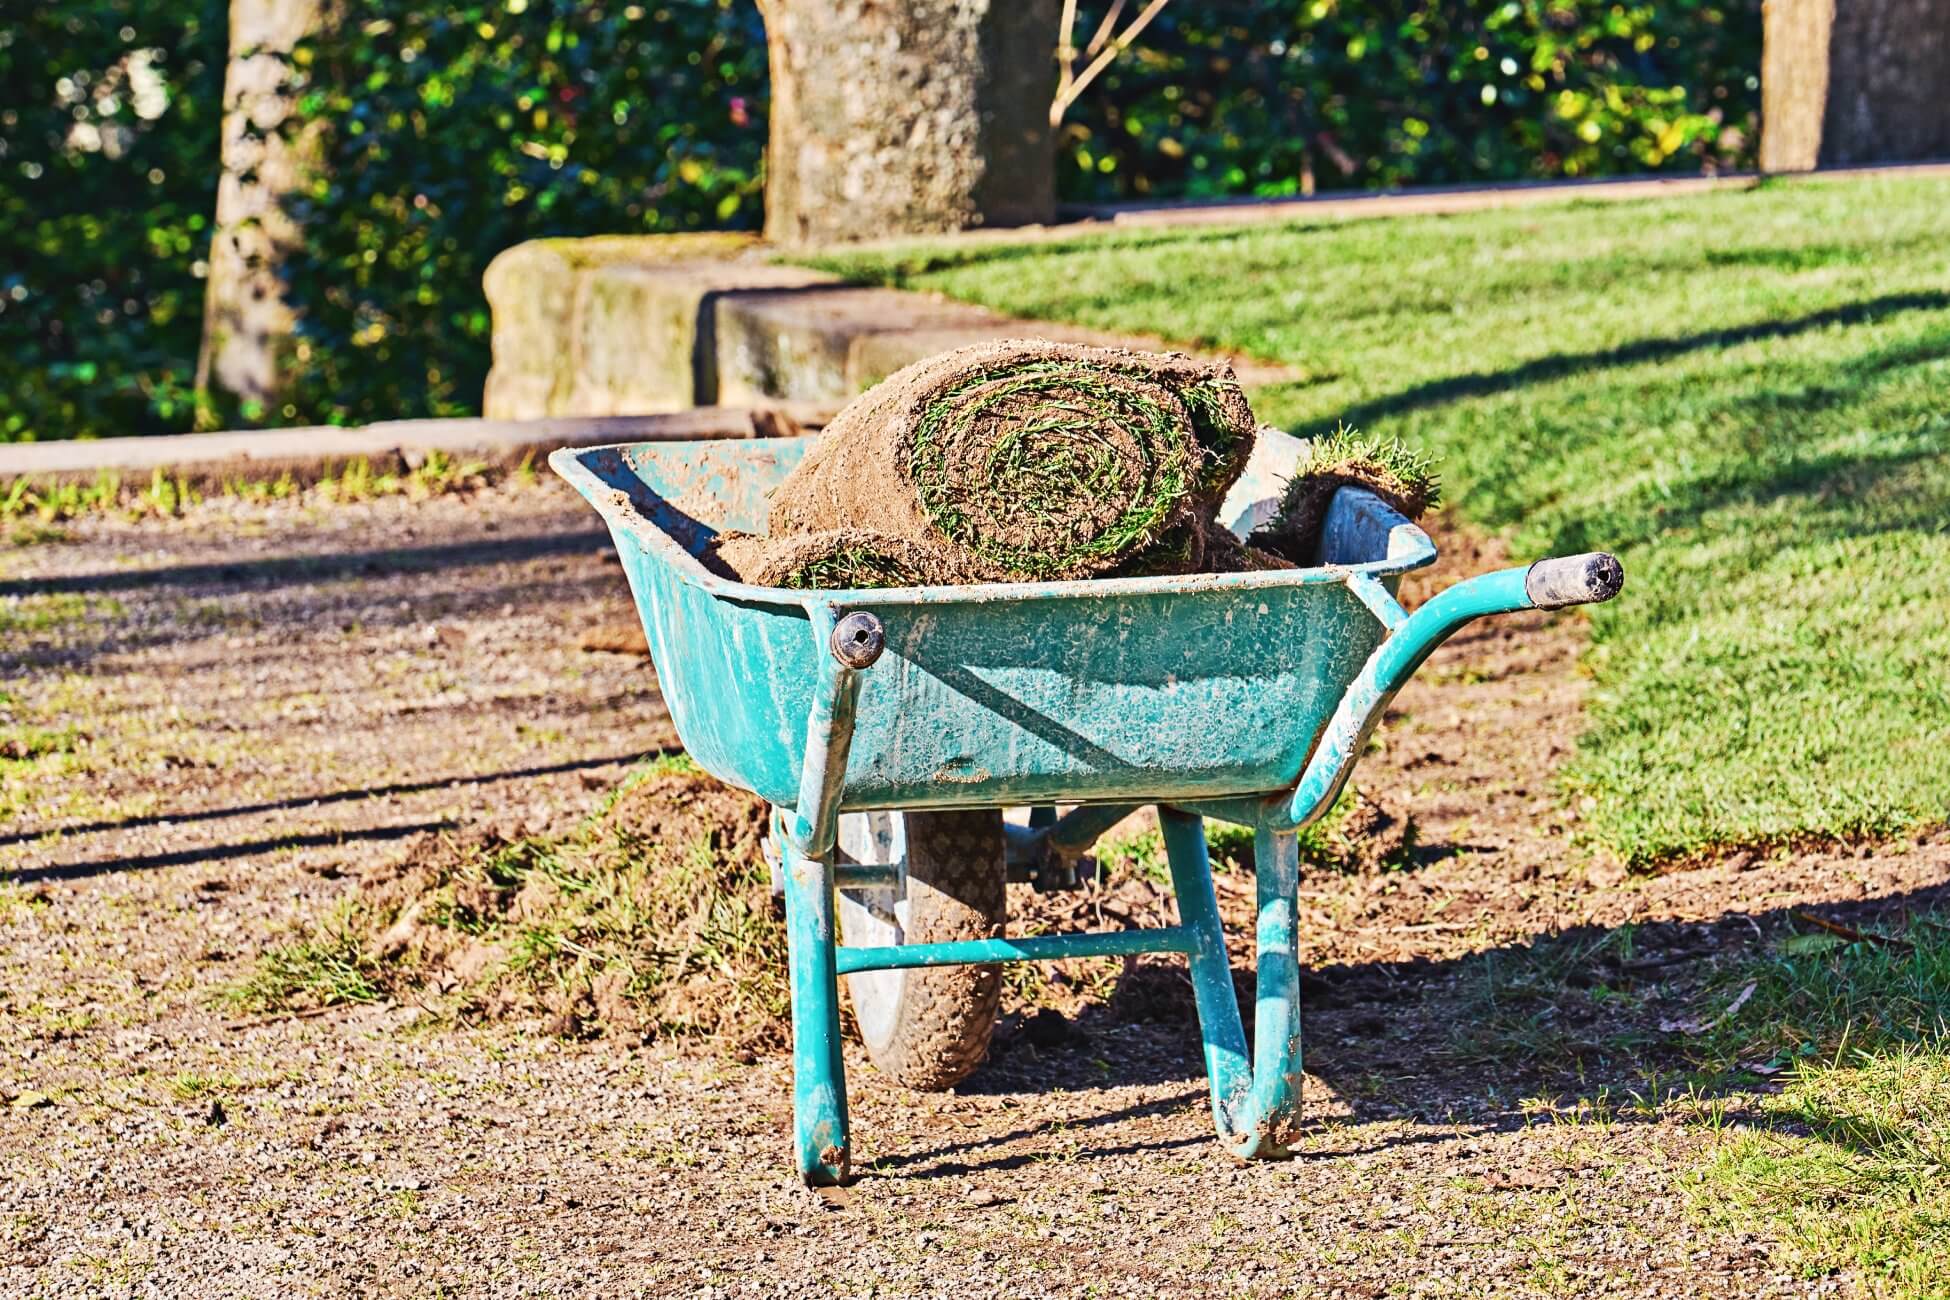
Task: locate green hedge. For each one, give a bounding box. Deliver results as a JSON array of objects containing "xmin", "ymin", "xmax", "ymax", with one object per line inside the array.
[
  {"xmin": 1058, "ymin": 0, "xmax": 1760, "ymax": 201},
  {"xmin": 0, "ymin": 2, "xmax": 228, "ymax": 441},
  {"xmin": 273, "ymin": 0, "xmax": 766, "ymax": 429},
  {"xmin": 3, "ymin": 0, "xmax": 1760, "ymax": 441}
]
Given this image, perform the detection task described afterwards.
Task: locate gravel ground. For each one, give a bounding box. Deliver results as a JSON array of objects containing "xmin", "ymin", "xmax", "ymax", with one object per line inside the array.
[{"xmin": 2, "ymin": 480, "xmax": 1942, "ymax": 1297}]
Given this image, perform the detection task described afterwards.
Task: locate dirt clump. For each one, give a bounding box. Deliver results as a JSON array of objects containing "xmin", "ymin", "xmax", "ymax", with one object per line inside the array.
[
  {"xmin": 300, "ymin": 764, "xmax": 789, "ymax": 1049},
  {"xmin": 1333, "ymin": 791, "xmax": 1418, "ymax": 872}
]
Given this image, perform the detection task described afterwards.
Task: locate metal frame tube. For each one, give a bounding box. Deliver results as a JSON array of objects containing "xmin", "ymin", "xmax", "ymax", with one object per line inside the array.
[
  {"xmin": 1159, "ymin": 807, "xmax": 1252, "ymax": 1138},
  {"xmin": 784, "ymin": 604, "xmax": 866, "ymax": 859},
  {"xmin": 1229, "ymin": 815, "xmax": 1304, "ymax": 1158},
  {"xmin": 836, "ymin": 924, "xmax": 1196, "ymax": 975},
  {"xmin": 783, "ymin": 834, "xmax": 849, "ymax": 1185}
]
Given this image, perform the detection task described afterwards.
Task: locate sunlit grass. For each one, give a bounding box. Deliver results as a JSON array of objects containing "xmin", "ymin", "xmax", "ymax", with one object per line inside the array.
[
  {"xmin": 807, "ymin": 175, "xmax": 1950, "ymax": 865},
  {"xmin": 1688, "ymin": 1049, "xmax": 1950, "ymax": 1298},
  {"xmin": 0, "ymin": 451, "xmax": 492, "ymax": 528}
]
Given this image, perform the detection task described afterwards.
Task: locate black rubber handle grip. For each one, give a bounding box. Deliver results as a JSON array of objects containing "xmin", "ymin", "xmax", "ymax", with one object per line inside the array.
[{"xmin": 1524, "ymin": 552, "xmax": 1625, "ymax": 609}]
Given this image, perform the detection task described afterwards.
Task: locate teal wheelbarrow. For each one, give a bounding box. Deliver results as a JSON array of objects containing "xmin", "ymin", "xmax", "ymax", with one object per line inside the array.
[{"xmin": 553, "ymin": 431, "xmax": 1623, "ymax": 1185}]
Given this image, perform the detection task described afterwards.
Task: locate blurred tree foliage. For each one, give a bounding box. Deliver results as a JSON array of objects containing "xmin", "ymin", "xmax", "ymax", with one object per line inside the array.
[
  {"xmin": 277, "ymin": 0, "xmax": 766, "ymax": 427},
  {"xmin": 0, "ymin": 2, "xmax": 227, "ymax": 441},
  {"xmin": 4, "ymin": 0, "xmax": 1759, "ymax": 441},
  {"xmin": 1057, "ymin": 0, "xmax": 1763, "ymax": 201}
]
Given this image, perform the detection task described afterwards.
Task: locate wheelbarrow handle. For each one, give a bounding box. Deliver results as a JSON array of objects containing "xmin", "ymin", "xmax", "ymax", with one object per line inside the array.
[
  {"xmin": 1524, "ymin": 552, "xmax": 1625, "ymax": 609},
  {"xmin": 1280, "ymin": 552, "xmax": 1624, "ymax": 830}
]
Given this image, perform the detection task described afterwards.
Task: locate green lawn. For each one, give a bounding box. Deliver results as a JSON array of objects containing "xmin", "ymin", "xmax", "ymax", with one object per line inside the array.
[
  {"xmin": 810, "ymin": 175, "xmax": 1950, "ymax": 866},
  {"xmin": 1687, "ymin": 916, "xmax": 1950, "ymax": 1297}
]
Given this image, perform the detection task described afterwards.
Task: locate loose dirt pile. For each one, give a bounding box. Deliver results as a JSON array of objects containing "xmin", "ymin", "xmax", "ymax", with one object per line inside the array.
[
  {"xmin": 335, "ymin": 763, "xmax": 788, "ymax": 1050},
  {"xmin": 247, "ymin": 760, "xmax": 1415, "ymax": 1053}
]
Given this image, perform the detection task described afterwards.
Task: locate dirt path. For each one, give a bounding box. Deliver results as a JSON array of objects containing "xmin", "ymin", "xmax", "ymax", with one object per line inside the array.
[{"xmin": 2, "ymin": 483, "xmax": 1944, "ymax": 1297}]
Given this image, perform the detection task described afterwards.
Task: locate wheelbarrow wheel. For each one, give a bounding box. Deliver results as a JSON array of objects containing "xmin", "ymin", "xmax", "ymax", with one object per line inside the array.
[{"xmin": 836, "ymin": 809, "xmax": 1005, "ymax": 1092}]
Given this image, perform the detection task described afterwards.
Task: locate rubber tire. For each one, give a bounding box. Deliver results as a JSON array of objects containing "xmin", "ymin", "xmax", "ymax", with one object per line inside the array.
[{"xmin": 837, "ymin": 809, "xmax": 1006, "ymax": 1092}]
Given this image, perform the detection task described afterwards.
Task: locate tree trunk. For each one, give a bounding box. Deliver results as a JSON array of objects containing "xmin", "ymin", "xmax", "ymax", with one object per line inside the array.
[
  {"xmin": 1762, "ymin": 0, "xmax": 1950, "ymax": 172},
  {"xmin": 758, "ymin": 0, "xmax": 1059, "ymax": 247},
  {"xmin": 196, "ymin": 0, "xmax": 329, "ymax": 423}
]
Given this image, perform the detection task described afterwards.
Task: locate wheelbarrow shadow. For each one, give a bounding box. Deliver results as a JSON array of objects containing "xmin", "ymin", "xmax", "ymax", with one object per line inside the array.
[{"xmin": 860, "ymin": 873, "xmax": 1950, "ymax": 1182}]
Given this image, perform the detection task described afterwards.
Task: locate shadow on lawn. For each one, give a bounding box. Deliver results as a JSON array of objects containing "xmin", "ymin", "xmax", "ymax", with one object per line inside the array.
[
  {"xmin": 1536, "ymin": 329, "xmax": 1950, "ymax": 561},
  {"xmin": 1308, "ymin": 290, "xmax": 1950, "ymax": 439},
  {"xmin": 873, "ymin": 877, "xmax": 1950, "ymax": 1181}
]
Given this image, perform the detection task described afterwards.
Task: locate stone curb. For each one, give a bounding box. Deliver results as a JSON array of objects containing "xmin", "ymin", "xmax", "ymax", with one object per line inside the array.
[
  {"xmin": 851, "ymin": 158, "xmax": 1950, "ymax": 254},
  {"xmin": 0, "ymin": 403, "xmax": 837, "ymax": 490},
  {"xmin": 479, "ymin": 247, "xmax": 1305, "ymax": 423}
]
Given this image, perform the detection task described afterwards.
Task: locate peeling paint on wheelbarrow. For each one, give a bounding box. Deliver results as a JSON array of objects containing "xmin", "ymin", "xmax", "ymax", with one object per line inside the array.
[{"xmin": 552, "ymin": 430, "xmax": 1624, "ymax": 1186}]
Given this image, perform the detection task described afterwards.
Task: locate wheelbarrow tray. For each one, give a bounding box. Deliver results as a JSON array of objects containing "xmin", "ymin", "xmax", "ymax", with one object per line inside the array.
[{"xmin": 551, "ymin": 433, "xmax": 1435, "ymax": 813}]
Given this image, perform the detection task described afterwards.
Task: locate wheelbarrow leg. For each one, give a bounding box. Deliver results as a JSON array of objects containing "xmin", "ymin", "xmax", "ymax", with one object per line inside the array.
[
  {"xmin": 1235, "ymin": 818, "xmax": 1304, "ymax": 1157},
  {"xmin": 1160, "ymin": 807, "xmax": 1304, "ymax": 1159},
  {"xmin": 1159, "ymin": 809, "xmax": 1251, "ymax": 1142},
  {"xmin": 777, "ymin": 603, "xmax": 885, "ymax": 1186},
  {"xmin": 782, "ymin": 834, "xmax": 850, "ymax": 1186}
]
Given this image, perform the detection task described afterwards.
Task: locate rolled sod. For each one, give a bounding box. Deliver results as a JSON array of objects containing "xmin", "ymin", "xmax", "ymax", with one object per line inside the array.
[
  {"xmin": 1248, "ymin": 427, "xmax": 1443, "ymax": 566},
  {"xmin": 709, "ymin": 529, "xmax": 999, "ymax": 590},
  {"xmin": 710, "ymin": 518, "xmax": 1294, "ymax": 589},
  {"xmin": 757, "ymin": 340, "xmax": 1257, "ymax": 585}
]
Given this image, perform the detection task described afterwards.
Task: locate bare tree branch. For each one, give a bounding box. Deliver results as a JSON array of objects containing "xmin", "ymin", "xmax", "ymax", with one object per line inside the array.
[
  {"xmin": 1056, "ymin": 0, "xmax": 1080, "ymax": 102},
  {"xmin": 1083, "ymin": 0, "xmax": 1128, "ymax": 59},
  {"xmin": 1049, "ymin": 0, "xmax": 1171, "ymax": 126}
]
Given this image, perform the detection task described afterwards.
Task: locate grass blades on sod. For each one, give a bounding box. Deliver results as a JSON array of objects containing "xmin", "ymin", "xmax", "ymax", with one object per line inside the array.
[{"xmin": 805, "ymin": 175, "xmax": 1950, "ymax": 866}]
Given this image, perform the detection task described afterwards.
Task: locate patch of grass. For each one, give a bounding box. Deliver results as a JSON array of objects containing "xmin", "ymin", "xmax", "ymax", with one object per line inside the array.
[
  {"xmin": 1468, "ymin": 912, "xmax": 1950, "ymax": 1294},
  {"xmin": 808, "ymin": 175, "xmax": 1950, "ymax": 865},
  {"xmin": 0, "ymin": 724, "xmax": 85, "ymax": 764},
  {"xmin": 0, "ymin": 451, "xmax": 490, "ymax": 525},
  {"xmin": 167, "ymin": 1072, "xmax": 242, "ymax": 1101},
  {"xmin": 1688, "ymin": 1050, "xmax": 1950, "ymax": 1298},
  {"xmin": 1708, "ymin": 914, "xmax": 1950, "ymax": 1074},
  {"xmin": 1441, "ymin": 923, "xmax": 1663, "ymax": 1075},
  {"xmin": 1451, "ymin": 910, "xmax": 1950, "ymax": 1091},
  {"xmin": 316, "ymin": 452, "xmax": 489, "ymax": 504},
  {"xmin": 0, "ymin": 593, "xmax": 123, "ymax": 636},
  {"xmin": 0, "ymin": 469, "xmax": 122, "ymax": 522},
  {"xmin": 221, "ymin": 902, "xmax": 387, "ymax": 1013}
]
